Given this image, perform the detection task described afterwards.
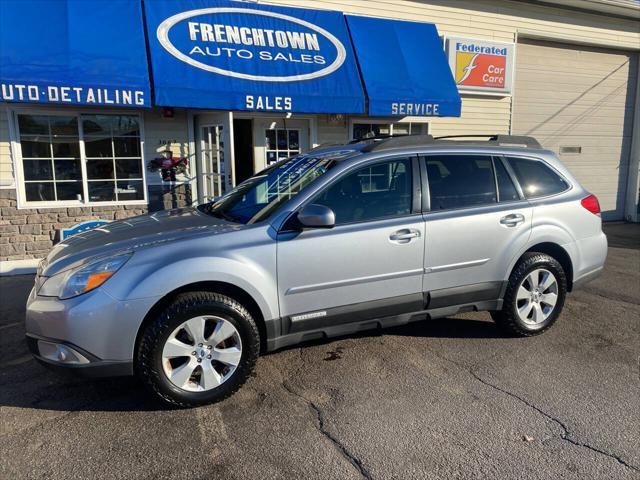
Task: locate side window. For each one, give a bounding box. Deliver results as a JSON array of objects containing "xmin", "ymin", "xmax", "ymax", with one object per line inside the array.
[
  {"xmin": 507, "ymin": 157, "xmax": 569, "ymax": 198},
  {"xmin": 494, "ymin": 157, "xmax": 520, "ymax": 202},
  {"xmin": 426, "ymin": 155, "xmax": 496, "ymax": 210},
  {"xmin": 312, "ymin": 158, "xmax": 412, "ymax": 224}
]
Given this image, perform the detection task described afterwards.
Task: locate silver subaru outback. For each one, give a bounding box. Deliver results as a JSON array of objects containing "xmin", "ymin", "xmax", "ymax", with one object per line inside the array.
[{"xmin": 26, "ymin": 135, "xmax": 607, "ymax": 407}]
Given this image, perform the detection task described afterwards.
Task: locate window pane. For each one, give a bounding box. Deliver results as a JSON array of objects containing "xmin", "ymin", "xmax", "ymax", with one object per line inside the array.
[
  {"xmin": 88, "ymin": 181, "xmax": 116, "ymax": 202},
  {"xmin": 313, "ymin": 158, "xmax": 412, "ymax": 224},
  {"xmin": 84, "ymin": 137, "xmax": 112, "ymax": 157},
  {"xmin": 50, "ymin": 116, "xmax": 78, "ymax": 136},
  {"xmin": 113, "ymin": 137, "xmax": 140, "ymax": 157},
  {"xmin": 393, "ymin": 123, "xmax": 410, "ymax": 135},
  {"xmin": 265, "ymin": 130, "xmax": 276, "ymax": 150},
  {"xmin": 54, "ymin": 160, "xmax": 81, "ymax": 180},
  {"xmin": 353, "ymin": 123, "xmax": 387, "ymax": 140},
  {"xmin": 23, "ymin": 160, "xmax": 53, "ymax": 180},
  {"xmin": 116, "ymin": 180, "xmax": 144, "ymax": 201},
  {"xmin": 56, "ymin": 182, "xmax": 83, "ymax": 201},
  {"xmin": 112, "ymin": 116, "xmax": 140, "ymax": 136},
  {"xmin": 288, "ymin": 130, "xmax": 299, "ymax": 149},
  {"xmin": 352, "ymin": 123, "xmax": 369, "ymax": 140},
  {"xmin": 82, "ymin": 115, "xmax": 112, "ymax": 135},
  {"xmin": 277, "ymin": 130, "xmax": 287, "ymax": 149},
  {"xmin": 20, "ymin": 138, "xmax": 50, "ymax": 158},
  {"xmin": 115, "ymin": 158, "xmax": 142, "ymax": 179},
  {"xmin": 18, "ymin": 115, "xmax": 49, "ymax": 135},
  {"xmin": 494, "ymin": 158, "xmax": 519, "ymax": 202},
  {"xmin": 87, "ymin": 159, "xmax": 114, "ymax": 179},
  {"xmin": 426, "ymin": 155, "xmax": 497, "ymax": 210},
  {"xmin": 266, "ymin": 151, "xmax": 277, "ymax": 164},
  {"xmin": 507, "ymin": 157, "xmax": 569, "ymax": 199},
  {"xmin": 52, "ymin": 138, "xmax": 80, "ymax": 158},
  {"xmin": 25, "ymin": 182, "xmax": 54, "ymax": 201},
  {"xmin": 409, "ymin": 124, "xmax": 424, "ymax": 135}
]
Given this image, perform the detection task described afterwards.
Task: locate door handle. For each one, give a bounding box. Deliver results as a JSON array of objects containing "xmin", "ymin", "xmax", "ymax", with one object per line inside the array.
[
  {"xmin": 389, "ymin": 229, "xmax": 421, "ymax": 243},
  {"xmin": 500, "ymin": 213, "xmax": 525, "ymax": 227}
]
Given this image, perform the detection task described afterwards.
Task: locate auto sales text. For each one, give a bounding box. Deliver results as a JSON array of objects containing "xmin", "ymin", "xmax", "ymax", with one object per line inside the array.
[{"xmin": 187, "ymin": 22, "xmax": 326, "ymax": 64}]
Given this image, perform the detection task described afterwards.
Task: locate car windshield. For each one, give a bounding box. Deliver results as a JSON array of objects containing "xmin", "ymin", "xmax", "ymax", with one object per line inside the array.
[{"xmin": 199, "ymin": 151, "xmax": 353, "ymax": 224}]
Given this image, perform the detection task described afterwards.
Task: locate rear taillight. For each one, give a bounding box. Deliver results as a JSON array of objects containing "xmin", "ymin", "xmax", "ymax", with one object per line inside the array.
[{"xmin": 581, "ymin": 194, "xmax": 601, "ymax": 216}]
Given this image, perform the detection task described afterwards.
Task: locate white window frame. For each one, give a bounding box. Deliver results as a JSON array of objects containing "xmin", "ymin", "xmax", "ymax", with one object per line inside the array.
[
  {"xmin": 9, "ymin": 106, "xmax": 147, "ymax": 209},
  {"xmin": 348, "ymin": 117, "xmax": 430, "ymax": 142},
  {"xmin": 264, "ymin": 127, "xmax": 302, "ymax": 166},
  {"xmin": 199, "ymin": 123, "xmax": 225, "ymax": 198}
]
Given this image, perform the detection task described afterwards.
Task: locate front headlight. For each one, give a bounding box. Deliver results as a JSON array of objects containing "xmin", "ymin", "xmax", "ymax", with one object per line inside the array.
[{"xmin": 39, "ymin": 253, "xmax": 132, "ymax": 300}]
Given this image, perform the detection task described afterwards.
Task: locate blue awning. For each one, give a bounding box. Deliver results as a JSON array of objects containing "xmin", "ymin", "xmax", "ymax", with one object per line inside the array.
[
  {"xmin": 346, "ymin": 15, "xmax": 461, "ymax": 117},
  {"xmin": 0, "ymin": 0, "xmax": 151, "ymax": 107},
  {"xmin": 143, "ymin": 0, "xmax": 365, "ymax": 114}
]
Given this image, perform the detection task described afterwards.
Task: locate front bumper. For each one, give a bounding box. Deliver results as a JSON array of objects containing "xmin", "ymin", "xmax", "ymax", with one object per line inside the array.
[
  {"xmin": 26, "ymin": 334, "xmax": 133, "ymax": 377},
  {"xmin": 25, "ymin": 283, "xmax": 161, "ymax": 376}
]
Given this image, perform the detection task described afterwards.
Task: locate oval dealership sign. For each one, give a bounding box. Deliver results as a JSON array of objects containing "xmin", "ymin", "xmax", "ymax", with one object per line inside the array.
[{"xmin": 157, "ymin": 8, "xmax": 347, "ymax": 82}]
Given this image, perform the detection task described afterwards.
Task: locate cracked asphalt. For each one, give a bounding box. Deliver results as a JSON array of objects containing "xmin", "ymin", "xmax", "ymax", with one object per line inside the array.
[{"xmin": 1, "ymin": 223, "xmax": 639, "ymax": 480}]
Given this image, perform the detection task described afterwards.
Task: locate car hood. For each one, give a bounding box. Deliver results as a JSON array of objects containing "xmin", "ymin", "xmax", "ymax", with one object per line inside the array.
[{"xmin": 40, "ymin": 207, "xmax": 245, "ymax": 276}]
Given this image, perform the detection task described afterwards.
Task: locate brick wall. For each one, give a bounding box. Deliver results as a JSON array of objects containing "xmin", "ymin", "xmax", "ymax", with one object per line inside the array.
[
  {"xmin": 0, "ymin": 189, "xmax": 147, "ymax": 261},
  {"xmin": 148, "ymin": 184, "xmax": 192, "ymax": 213}
]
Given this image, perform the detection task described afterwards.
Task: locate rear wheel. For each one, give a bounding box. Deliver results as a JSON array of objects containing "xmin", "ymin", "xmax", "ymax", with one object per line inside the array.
[
  {"xmin": 136, "ymin": 292, "xmax": 260, "ymax": 407},
  {"xmin": 491, "ymin": 252, "xmax": 567, "ymax": 336}
]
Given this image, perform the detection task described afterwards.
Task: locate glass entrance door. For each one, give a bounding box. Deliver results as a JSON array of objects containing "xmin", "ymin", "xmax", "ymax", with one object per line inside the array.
[{"xmin": 200, "ymin": 124, "xmax": 225, "ymax": 199}]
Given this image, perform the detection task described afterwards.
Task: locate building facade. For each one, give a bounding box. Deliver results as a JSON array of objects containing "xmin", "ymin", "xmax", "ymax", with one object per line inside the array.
[{"xmin": 1, "ymin": 0, "xmax": 639, "ymax": 273}]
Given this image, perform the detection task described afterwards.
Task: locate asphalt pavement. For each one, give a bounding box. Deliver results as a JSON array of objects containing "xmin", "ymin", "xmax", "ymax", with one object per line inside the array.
[{"xmin": 1, "ymin": 223, "xmax": 638, "ymax": 480}]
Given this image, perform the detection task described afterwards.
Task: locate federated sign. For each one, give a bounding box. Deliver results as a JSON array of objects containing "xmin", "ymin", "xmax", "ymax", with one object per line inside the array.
[
  {"xmin": 144, "ymin": 0, "xmax": 365, "ymax": 114},
  {"xmin": 446, "ymin": 37, "xmax": 515, "ymax": 95}
]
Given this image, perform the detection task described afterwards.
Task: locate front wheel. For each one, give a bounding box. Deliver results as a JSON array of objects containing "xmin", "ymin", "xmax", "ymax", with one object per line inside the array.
[
  {"xmin": 491, "ymin": 252, "xmax": 567, "ymax": 336},
  {"xmin": 136, "ymin": 292, "xmax": 260, "ymax": 407}
]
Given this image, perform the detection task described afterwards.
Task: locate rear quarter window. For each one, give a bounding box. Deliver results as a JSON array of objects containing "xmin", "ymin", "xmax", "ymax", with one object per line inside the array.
[{"xmin": 506, "ymin": 157, "xmax": 569, "ymax": 198}]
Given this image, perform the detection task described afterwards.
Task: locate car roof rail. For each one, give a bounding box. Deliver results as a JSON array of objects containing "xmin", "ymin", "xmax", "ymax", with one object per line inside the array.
[
  {"xmin": 434, "ymin": 134, "xmax": 542, "ymax": 148},
  {"xmin": 349, "ymin": 133, "xmax": 412, "ymax": 144},
  {"xmin": 359, "ymin": 134, "xmax": 437, "ymax": 151}
]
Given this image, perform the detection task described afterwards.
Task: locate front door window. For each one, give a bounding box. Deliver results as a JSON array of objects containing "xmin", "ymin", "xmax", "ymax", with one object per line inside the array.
[{"xmin": 312, "ymin": 158, "xmax": 413, "ymax": 224}]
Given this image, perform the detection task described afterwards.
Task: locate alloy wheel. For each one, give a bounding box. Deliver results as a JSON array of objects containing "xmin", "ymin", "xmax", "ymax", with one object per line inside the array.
[
  {"xmin": 161, "ymin": 316, "xmax": 242, "ymax": 392},
  {"xmin": 515, "ymin": 268, "xmax": 559, "ymax": 325}
]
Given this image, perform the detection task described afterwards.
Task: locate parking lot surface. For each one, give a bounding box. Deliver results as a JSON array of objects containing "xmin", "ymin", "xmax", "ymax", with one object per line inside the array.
[{"xmin": 1, "ymin": 223, "xmax": 639, "ymax": 480}]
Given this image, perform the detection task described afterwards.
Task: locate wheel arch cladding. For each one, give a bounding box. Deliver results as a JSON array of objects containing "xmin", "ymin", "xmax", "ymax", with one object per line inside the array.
[{"xmin": 134, "ymin": 281, "xmax": 269, "ymax": 356}]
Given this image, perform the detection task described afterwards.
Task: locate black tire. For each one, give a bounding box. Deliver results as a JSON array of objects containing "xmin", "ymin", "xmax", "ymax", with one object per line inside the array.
[
  {"xmin": 136, "ymin": 291, "xmax": 260, "ymax": 408},
  {"xmin": 491, "ymin": 252, "xmax": 567, "ymax": 337}
]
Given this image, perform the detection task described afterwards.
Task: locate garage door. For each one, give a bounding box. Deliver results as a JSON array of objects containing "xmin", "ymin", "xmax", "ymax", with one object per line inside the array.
[{"xmin": 512, "ymin": 38, "xmax": 638, "ymax": 220}]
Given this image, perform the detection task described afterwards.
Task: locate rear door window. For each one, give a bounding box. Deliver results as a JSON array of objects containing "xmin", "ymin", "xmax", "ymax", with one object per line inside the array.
[
  {"xmin": 425, "ymin": 155, "xmax": 496, "ymax": 210},
  {"xmin": 506, "ymin": 157, "xmax": 569, "ymax": 198}
]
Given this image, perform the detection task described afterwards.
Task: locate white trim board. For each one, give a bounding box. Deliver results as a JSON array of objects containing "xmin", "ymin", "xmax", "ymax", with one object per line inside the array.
[{"xmin": 0, "ymin": 258, "xmax": 39, "ymax": 276}]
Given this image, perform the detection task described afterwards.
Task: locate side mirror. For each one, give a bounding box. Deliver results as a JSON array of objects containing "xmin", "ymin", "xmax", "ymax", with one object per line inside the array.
[{"xmin": 297, "ymin": 204, "xmax": 335, "ymax": 229}]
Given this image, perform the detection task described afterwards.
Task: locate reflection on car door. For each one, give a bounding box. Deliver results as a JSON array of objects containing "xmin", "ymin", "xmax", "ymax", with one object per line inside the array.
[
  {"xmin": 277, "ymin": 157, "xmax": 425, "ymax": 333},
  {"xmin": 421, "ymin": 154, "xmax": 533, "ymax": 307}
]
